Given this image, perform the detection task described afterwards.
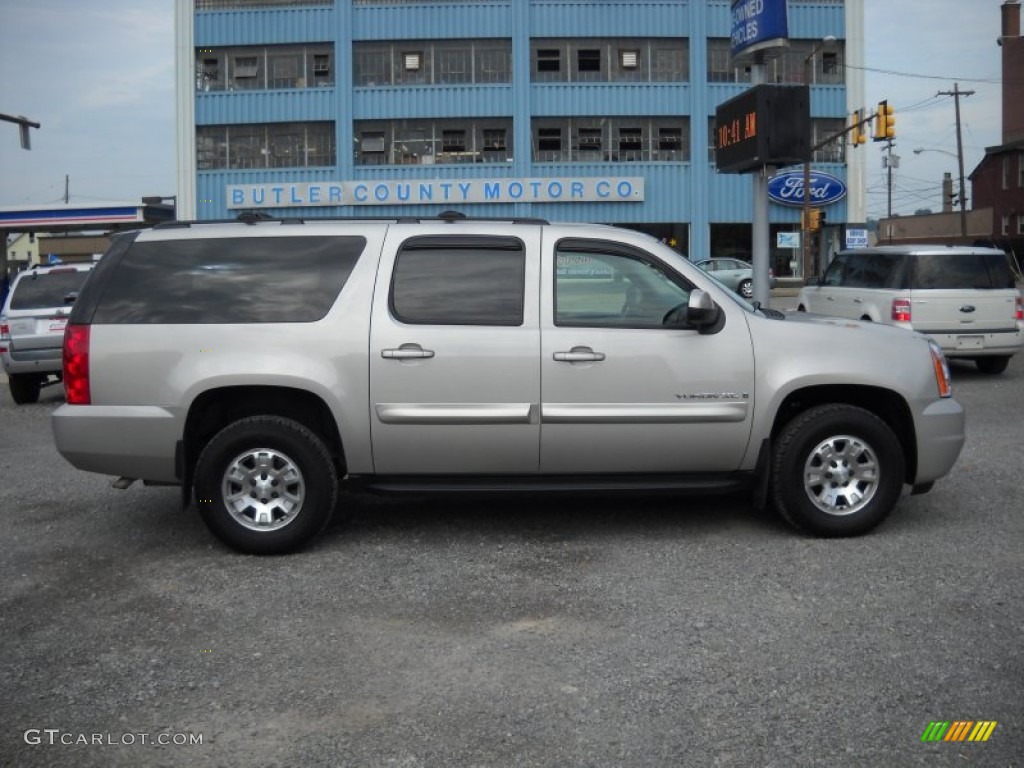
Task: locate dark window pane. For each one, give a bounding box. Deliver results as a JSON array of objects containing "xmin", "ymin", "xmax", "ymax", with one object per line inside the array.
[
  {"xmin": 578, "ymin": 49, "xmax": 601, "ymax": 72},
  {"xmin": 93, "ymin": 236, "xmax": 364, "ymax": 324},
  {"xmin": 391, "ymin": 238, "xmax": 525, "ymax": 326},
  {"xmin": 10, "ymin": 269, "xmax": 92, "ymax": 310},
  {"xmin": 912, "ymin": 254, "xmax": 1004, "ymax": 289},
  {"xmin": 537, "ymin": 49, "xmax": 560, "ymax": 72}
]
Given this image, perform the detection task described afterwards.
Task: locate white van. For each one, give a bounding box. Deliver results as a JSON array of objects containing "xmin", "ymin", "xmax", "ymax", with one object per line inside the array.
[{"xmin": 798, "ymin": 245, "xmax": 1023, "ymax": 374}]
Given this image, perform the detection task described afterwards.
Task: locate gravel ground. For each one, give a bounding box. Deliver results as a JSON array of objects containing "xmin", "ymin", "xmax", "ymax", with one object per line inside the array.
[{"xmin": 1, "ymin": 343, "xmax": 1021, "ymax": 767}]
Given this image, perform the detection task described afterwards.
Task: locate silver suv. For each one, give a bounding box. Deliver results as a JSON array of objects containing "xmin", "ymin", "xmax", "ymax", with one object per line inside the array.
[
  {"xmin": 797, "ymin": 245, "xmax": 1023, "ymax": 374},
  {"xmin": 52, "ymin": 216, "xmax": 965, "ymax": 554},
  {"xmin": 1, "ymin": 262, "xmax": 95, "ymax": 403}
]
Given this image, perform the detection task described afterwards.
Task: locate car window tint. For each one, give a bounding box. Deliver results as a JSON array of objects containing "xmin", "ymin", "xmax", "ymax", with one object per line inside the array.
[
  {"xmin": 911, "ymin": 253, "xmax": 1001, "ymax": 290},
  {"xmin": 555, "ymin": 243, "xmax": 690, "ymax": 328},
  {"xmin": 10, "ymin": 269, "xmax": 91, "ymax": 310},
  {"xmin": 92, "ymin": 236, "xmax": 363, "ymax": 323},
  {"xmin": 822, "ymin": 255, "xmax": 847, "ymax": 286},
  {"xmin": 844, "ymin": 253, "xmax": 902, "ymax": 289},
  {"xmin": 391, "ymin": 236, "xmax": 525, "ymax": 326}
]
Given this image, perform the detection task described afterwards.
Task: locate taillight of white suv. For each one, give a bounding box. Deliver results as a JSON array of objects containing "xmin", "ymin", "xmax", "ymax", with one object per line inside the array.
[
  {"xmin": 63, "ymin": 324, "xmax": 91, "ymax": 404},
  {"xmin": 1016, "ymin": 296, "xmax": 1023, "ymax": 321},
  {"xmin": 0, "ymin": 321, "xmax": 9, "ymax": 354},
  {"xmin": 891, "ymin": 298, "xmax": 912, "ymax": 323}
]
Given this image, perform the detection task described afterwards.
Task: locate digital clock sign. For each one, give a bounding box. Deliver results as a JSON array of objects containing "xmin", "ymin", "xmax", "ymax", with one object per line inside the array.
[{"xmin": 714, "ymin": 85, "xmax": 810, "ymax": 174}]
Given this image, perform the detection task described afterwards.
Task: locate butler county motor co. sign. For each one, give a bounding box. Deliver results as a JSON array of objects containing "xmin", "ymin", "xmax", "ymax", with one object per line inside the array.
[{"xmin": 227, "ymin": 177, "xmax": 644, "ymax": 209}]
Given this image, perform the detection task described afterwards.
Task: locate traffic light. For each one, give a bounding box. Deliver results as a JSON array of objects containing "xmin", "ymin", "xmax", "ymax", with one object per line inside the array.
[
  {"xmin": 873, "ymin": 100, "xmax": 895, "ymax": 141},
  {"xmin": 803, "ymin": 208, "xmax": 823, "ymax": 232},
  {"xmin": 851, "ymin": 110, "xmax": 868, "ymax": 146}
]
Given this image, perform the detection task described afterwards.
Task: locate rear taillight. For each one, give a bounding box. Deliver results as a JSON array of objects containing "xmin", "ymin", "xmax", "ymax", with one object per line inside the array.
[
  {"xmin": 891, "ymin": 298, "xmax": 912, "ymax": 323},
  {"xmin": 63, "ymin": 324, "xmax": 91, "ymax": 405},
  {"xmin": 1015, "ymin": 296, "xmax": 1023, "ymax": 322},
  {"xmin": 0, "ymin": 321, "xmax": 9, "ymax": 339}
]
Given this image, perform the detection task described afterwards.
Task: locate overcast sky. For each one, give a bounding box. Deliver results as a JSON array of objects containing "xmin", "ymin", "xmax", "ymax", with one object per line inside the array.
[{"xmin": 0, "ymin": 0, "xmax": 1011, "ymax": 218}]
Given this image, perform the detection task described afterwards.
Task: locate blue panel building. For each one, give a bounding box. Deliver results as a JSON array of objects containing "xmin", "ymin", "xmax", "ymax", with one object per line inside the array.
[{"xmin": 175, "ymin": 0, "xmax": 865, "ymax": 276}]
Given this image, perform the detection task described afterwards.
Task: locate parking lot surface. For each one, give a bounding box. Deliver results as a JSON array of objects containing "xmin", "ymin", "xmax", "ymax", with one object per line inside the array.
[{"xmin": 1, "ymin": 349, "xmax": 1022, "ymax": 766}]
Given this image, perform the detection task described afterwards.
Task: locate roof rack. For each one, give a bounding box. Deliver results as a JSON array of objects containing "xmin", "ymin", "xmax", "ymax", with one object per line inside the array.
[{"xmin": 152, "ymin": 211, "xmax": 551, "ymax": 229}]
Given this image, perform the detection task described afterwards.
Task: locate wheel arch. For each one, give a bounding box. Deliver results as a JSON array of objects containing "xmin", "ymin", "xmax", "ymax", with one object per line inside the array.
[
  {"xmin": 767, "ymin": 384, "xmax": 917, "ymax": 485},
  {"xmin": 180, "ymin": 385, "xmax": 346, "ymax": 505}
]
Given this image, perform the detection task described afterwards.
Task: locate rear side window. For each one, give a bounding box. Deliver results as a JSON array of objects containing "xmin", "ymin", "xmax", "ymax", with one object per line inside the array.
[
  {"xmin": 390, "ymin": 236, "xmax": 525, "ymax": 326},
  {"xmin": 911, "ymin": 253, "xmax": 1014, "ymax": 290},
  {"xmin": 10, "ymin": 269, "xmax": 92, "ymax": 310},
  {"xmin": 842, "ymin": 253, "xmax": 904, "ymax": 289},
  {"xmin": 92, "ymin": 236, "xmax": 364, "ymax": 323}
]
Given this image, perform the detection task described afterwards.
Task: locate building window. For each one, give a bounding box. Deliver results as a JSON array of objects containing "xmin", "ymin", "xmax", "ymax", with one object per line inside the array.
[
  {"xmin": 576, "ymin": 127, "xmax": 603, "ymax": 154},
  {"xmin": 1018, "ymin": 153, "xmax": 1024, "ymax": 187},
  {"xmin": 354, "ymin": 40, "xmax": 511, "ymax": 86},
  {"xmin": 533, "ymin": 118, "xmax": 688, "ymax": 163},
  {"xmin": 197, "ymin": 44, "xmax": 333, "ymax": 91},
  {"xmin": 196, "ymin": 122, "xmax": 335, "ymax": 170},
  {"xmin": 812, "ymin": 119, "xmax": 846, "ymax": 163},
  {"xmin": 403, "ymin": 52, "xmax": 422, "ymax": 71},
  {"xmin": 1018, "ymin": 214, "xmax": 1024, "ymax": 235},
  {"xmin": 533, "ymin": 39, "xmax": 686, "ymax": 83},
  {"xmin": 577, "ymin": 49, "xmax": 602, "ymax": 78},
  {"xmin": 197, "ymin": 0, "xmax": 326, "ymax": 7},
  {"xmin": 353, "ymin": 119, "xmax": 513, "ymax": 165},
  {"xmin": 536, "ymin": 48, "xmax": 562, "ymax": 78},
  {"xmin": 1002, "ymin": 214, "xmax": 1010, "ymax": 236},
  {"xmin": 1003, "ymin": 156, "xmax": 1010, "ymax": 190}
]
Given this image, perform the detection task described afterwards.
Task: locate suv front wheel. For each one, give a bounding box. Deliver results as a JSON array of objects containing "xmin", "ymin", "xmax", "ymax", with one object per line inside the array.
[
  {"xmin": 194, "ymin": 416, "xmax": 338, "ymax": 554},
  {"xmin": 771, "ymin": 404, "xmax": 905, "ymax": 537}
]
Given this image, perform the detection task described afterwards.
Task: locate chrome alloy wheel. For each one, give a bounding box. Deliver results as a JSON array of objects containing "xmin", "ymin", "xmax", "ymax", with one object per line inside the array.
[
  {"xmin": 222, "ymin": 448, "xmax": 305, "ymax": 531},
  {"xmin": 802, "ymin": 434, "xmax": 879, "ymax": 516}
]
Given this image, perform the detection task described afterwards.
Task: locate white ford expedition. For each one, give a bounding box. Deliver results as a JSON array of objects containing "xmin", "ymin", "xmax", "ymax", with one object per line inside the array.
[{"xmin": 52, "ymin": 215, "xmax": 965, "ymax": 554}]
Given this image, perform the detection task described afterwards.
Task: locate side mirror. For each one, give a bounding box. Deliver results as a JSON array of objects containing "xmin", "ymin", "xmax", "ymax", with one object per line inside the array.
[
  {"xmin": 686, "ymin": 289, "xmax": 721, "ymax": 328},
  {"xmin": 64, "ymin": 291, "xmax": 79, "ymax": 305}
]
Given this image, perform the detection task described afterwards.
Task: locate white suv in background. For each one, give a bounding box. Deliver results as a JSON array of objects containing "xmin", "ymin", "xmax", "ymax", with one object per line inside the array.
[
  {"xmin": 1, "ymin": 262, "xmax": 96, "ymax": 403},
  {"xmin": 798, "ymin": 245, "xmax": 1023, "ymax": 374}
]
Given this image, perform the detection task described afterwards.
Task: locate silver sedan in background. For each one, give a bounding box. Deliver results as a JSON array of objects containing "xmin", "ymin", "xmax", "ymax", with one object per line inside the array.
[{"xmin": 693, "ymin": 257, "xmax": 775, "ymax": 300}]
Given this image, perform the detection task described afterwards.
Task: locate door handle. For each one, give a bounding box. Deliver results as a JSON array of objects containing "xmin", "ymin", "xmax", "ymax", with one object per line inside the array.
[
  {"xmin": 853, "ymin": 298, "xmax": 863, "ymax": 303},
  {"xmin": 553, "ymin": 346, "xmax": 606, "ymax": 363},
  {"xmin": 382, "ymin": 343, "xmax": 435, "ymax": 360}
]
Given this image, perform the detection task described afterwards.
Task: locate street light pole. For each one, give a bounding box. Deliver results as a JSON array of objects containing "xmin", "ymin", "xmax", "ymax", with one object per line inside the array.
[{"xmin": 913, "ymin": 145, "xmax": 966, "ymax": 237}]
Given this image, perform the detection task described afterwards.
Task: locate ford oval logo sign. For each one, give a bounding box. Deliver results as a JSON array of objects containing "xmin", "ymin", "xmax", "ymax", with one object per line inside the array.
[{"xmin": 768, "ymin": 170, "xmax": 847, "ymax": 207}]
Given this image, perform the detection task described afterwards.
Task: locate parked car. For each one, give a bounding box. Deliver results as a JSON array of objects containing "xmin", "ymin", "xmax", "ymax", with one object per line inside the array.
[
  {"xmin": 1, "ymin": 262, "xmax": 95, "ymax": 403},
  {"xmin": 797, "ymin": 245, "xmax": 1023, "ymax": 374},
  {"xmin": 52, "ymin": 215, "xmax": 963, "ymax": 554},
  {"xmin": 693, "ymin": 257, "xmax": 775, "ymax": 300}
]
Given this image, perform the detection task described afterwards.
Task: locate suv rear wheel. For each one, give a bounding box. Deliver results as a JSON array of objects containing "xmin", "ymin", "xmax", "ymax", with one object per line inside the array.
[
  {"xmin": 9, "ymin": 374, "xmax": 42, "ymax": 405},
  {"xmin": 975, "ymin": 356, "xmax": 1009, "ymax": 375},
  {"xmin": 194, "ymin": 416, "xmax": 338, "ymax": 554},
  {"xmin": 771, "ymin": 404, "xmax": 905, "ymax": 536}
]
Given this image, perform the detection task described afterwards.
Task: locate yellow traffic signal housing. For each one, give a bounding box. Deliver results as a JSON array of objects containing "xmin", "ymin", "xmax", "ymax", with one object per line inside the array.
[
  {"xmin": 873, "ymin": 100, "xmax": 895, "ymax": 141},
  {"xmin": 803, "ymin": 208, "xmax": 823, "ymax": 232},
  {"xmin": 851, "ymin": 110, "xmax": 867, "ymax": 146}
]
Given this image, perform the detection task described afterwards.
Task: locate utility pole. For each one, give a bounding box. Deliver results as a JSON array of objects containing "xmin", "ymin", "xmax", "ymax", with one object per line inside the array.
[
  {"xmin": 64, "ymin": 175, "xmax": 70, "ymax": 205},
  {"xmin": 937, "ymin": 83, "xmax": 973, "ymax": 240}
]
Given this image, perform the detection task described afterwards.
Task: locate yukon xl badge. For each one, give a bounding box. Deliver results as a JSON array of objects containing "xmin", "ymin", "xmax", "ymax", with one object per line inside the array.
[{"xmin": 675, "ymin": 392, "xmax": 750, "ymax": 400}]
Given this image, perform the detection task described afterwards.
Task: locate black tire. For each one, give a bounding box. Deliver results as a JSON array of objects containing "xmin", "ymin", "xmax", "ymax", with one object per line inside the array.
[
  {"xmin": 738, "ymin": 279, "xmax": 753, "ymax": 299},
  {"xmin": 975, "ymin": 356, "xmax": 1009, "ymax": 375},
  {"xmin": 194, "ymin": 416, "xmax": 338, "ymax": 554},
  {"xmin": 771, "ymin": 404, "xmax": 905, "ymax": 537},
  {"xmin": 9, "ymin": 374, "xmax": 42, "ymax": 405}
]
